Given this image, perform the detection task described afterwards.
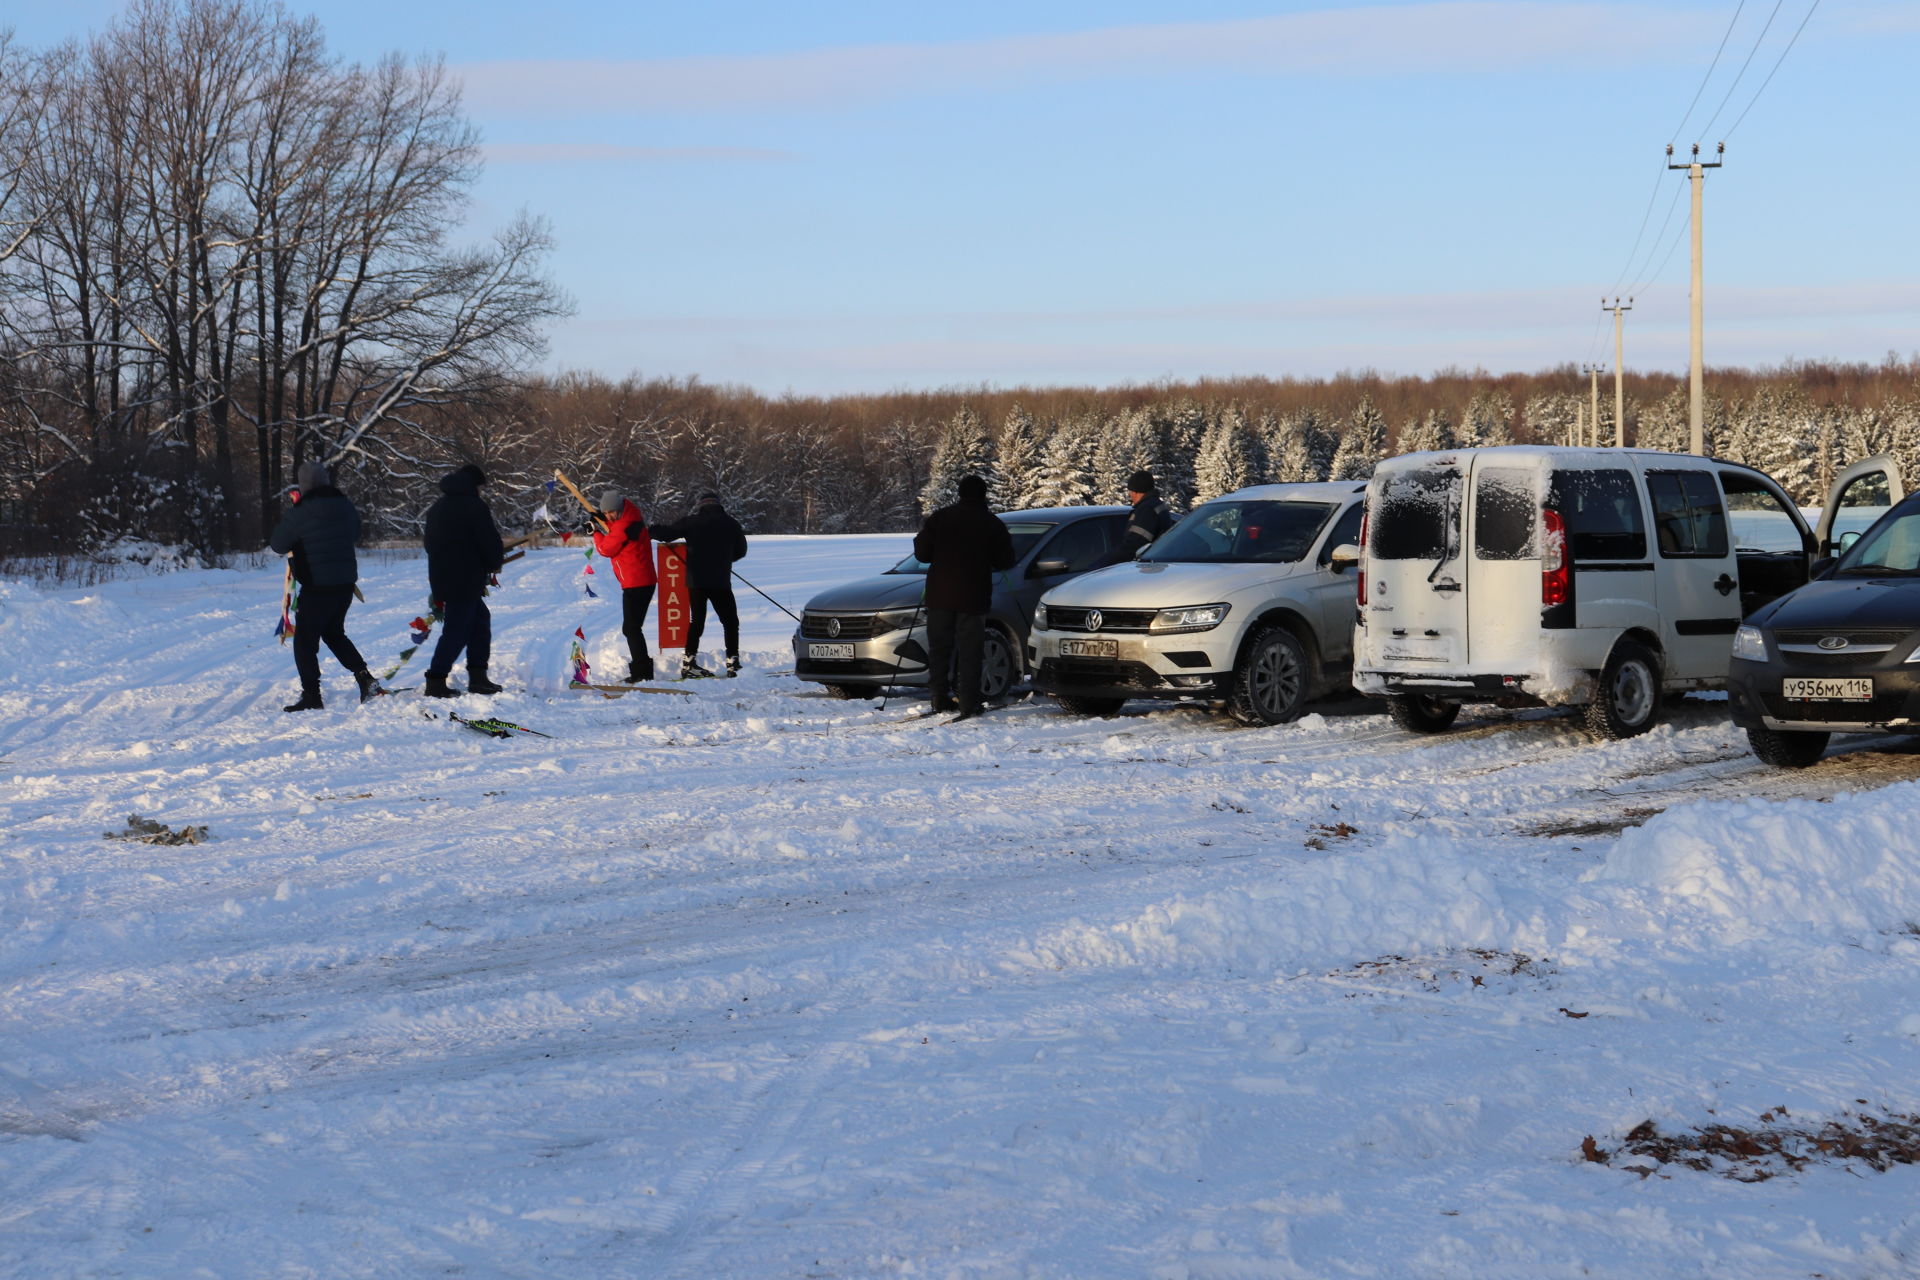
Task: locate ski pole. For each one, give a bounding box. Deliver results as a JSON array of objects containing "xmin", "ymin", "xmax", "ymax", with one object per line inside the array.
[
  {"xmin": 879, "ymin": 593, "xmax": 925, "ymax": 712},
  {"xmin": 731, "ymin": 568, "xmax": 802, "ymax": 624}
]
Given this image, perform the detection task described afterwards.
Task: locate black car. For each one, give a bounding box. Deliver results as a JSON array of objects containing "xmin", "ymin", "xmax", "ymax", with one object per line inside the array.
[{"xmin": 1728, "ymin": 491, "xmax": 1920, "ymax": 767}]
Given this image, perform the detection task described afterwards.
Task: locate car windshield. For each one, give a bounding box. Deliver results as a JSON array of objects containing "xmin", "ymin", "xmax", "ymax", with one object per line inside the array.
[
  {"xmin": 1141, "ymin": 500, "xmax": 1334, "ymax": 565},
  {"xmin": 1835, "ymin": 503, "xmax": 1920, "ymax": 575},
  {"xmin": 887, "ymin": 521, "xmax": 1054, "ymax": 573}
]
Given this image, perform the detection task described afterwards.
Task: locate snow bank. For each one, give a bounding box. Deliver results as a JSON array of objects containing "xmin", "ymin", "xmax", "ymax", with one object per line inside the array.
[
  {"xmin": 1004, "ymin": 837, "xmax": 1525, "ymax": 975},
  {"xmin": 1587, "ymin": 782, "xmax": 1920, "ymax": 938}
]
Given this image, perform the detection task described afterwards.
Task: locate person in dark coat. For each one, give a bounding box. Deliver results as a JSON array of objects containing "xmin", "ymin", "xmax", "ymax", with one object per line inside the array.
[
  {"xmin": 1119, "ymin": 470, "xmax": 1175, "ymax": 559},
  {"xmin": 652, "ymin": 492, "xmax": 749, "ymax": 677},
  {"xmin": 268, "ymin": 460, "xmax": 379, "ymax": 712},
  {"xmin": 422, "ymin": 463, "xmax": 507, "ymax": 697},
  {"xmin": 911, "ymin": 474, "xmax": 1016, "ymax": 719},
  {"xmin": 591, "ymin": 488, "xmax": 657, "ymax": 682}
]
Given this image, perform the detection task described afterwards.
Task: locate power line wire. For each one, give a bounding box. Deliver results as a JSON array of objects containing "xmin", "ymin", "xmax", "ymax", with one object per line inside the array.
[
  {"xmin": 1623, "ymin": 182, "xmax": 1688, "ymax": 297},
  {"xmin": 1723, "ymin": 0, "xmax": 1822, "ymax": 141},
  {"xmin": 1671, "ymin": 0, "xmax": 1748, "ymax": 143},
  {"xmin": 1697, "ymin": 0, "xmax": 1786, "ymax": 141},
  {"xmin": 1606, "ymin": 162, "xmax": 1674, "ymax": 297},
  {"xmin": 1629, "ymin": 197, "xmax": 1695, "ymax": 297}
]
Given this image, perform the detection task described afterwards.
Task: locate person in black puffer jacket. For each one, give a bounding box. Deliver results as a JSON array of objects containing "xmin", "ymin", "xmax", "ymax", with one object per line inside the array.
[
  {"xmin": 422, "ymin": 463, "xmax": 507, "ymax": 697},
  {"xmin": 912, "ymin": 474, "xmax": 1015, "ymax": 719},
  {"xmin": 651, "ymin": 492, "xmax": 749, "ymax": 677},
  {"xmin": 268, "ymin": 460, "xmax": 380, "ymax": 712}
]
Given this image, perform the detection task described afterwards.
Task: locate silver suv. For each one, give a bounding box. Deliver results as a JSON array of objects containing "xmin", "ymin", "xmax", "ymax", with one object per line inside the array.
[
  {"xmin": 1030, "ymin": 482, "xmax": 1367, "ymax": 723},
  {"xmin": 792, "ymin": 505, "xmax": 1131, "ymax": 700}
]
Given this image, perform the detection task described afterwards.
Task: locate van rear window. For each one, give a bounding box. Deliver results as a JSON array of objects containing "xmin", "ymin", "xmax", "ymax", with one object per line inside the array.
[
  {"xmin": 1550, "ymin": 468, "xmax": 1647, "ymax": 560},
  {"xmin": 1370, "ymin": 467, "xmax": 1461, "ymax": 560},
  {"xmin": 1473, "ymin": 468, "xmax": 1538, "ymax": 560}
]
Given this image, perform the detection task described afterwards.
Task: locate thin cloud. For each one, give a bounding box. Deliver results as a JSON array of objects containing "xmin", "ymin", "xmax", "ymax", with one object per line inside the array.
[
  {"xmin": 458, "ymin": 2, "xmax": 1718, "ymax": 115},
  {"xmin": 480, "ymin": 143, "xmax": 793, "ymax": 164}
]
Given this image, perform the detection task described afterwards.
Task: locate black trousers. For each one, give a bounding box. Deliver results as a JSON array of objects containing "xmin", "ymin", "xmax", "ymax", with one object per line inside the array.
[
  {"xmin": 621, "ymin": 585, "xmax": 655, "ymax": 666},
  {"xmin": 925, "ymin": 607, "xmax": 985, "ymax": 712},
  {"xmin": 685, "ymin": 583, "xmax": 739, "ymax": 657},
  {"xmin": 293, "ymin": 584, "xmax": 368, "ymax": 693},
  {"xmin": 427, "ymin": 597, "xmax": 491, "ymax": 678}
]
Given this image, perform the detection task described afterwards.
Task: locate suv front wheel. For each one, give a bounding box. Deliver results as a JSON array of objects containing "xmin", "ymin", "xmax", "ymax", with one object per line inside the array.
[{"xmin": 1228, "ymin": 626, "xmax": 1310, "ymax": 726}]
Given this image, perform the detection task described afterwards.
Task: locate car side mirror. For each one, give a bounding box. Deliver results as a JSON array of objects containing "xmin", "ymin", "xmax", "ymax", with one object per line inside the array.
[
  {"xmin": 1328, "ymin": 543, "xmax": 1361, "ymax": 572},
  {"xmin": 1030, "ymin": 558, "xmax": 1070, "ymax": 578},
  {"xmin": 1838, "ymin": 530, "xmax": 1862, "ymax": 553},
  {"xmin": 1810, "ymin": 557, "xmax": 1836, "ymax": 581}
]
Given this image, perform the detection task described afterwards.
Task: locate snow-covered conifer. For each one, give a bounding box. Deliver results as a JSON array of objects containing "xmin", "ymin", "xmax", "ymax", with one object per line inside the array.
[
  {"xmin": 991, "ymin": 406, "xmax": 1043, "ymax": 512},
  {"xmin": 919, "ymin": 406, "xmax": 995, "ymax": 515},
  {"xmin": 1396, "ymin": 407, "xmax": 1456, "ymax": 455},
  {"xmin": 1028, "ymin": 417, "xmax": 1098, "ymax": 508},
  {"xmin": 1193, "ymin": 405, "xmax": 1262, "ymax": 501},
  {"xmin": 1330, "ymin": 396, "xmax": 1388, "ymax": 480},
  {"xmin": 1461, "ymin": 391, "xmax": 1516, "ymax": 448},
  {"xmin": 1092, "ymin": 407, "xmax": 1162, "ymax": 502}
]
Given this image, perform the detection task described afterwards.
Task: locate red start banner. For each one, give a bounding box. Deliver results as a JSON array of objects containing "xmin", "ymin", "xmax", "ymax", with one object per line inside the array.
[{"xmin": 656, "ymin": 543, "xmax": 690, "ymax": 650}]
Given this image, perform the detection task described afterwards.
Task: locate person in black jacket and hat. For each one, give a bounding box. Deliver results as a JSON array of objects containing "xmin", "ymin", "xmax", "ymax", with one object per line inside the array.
[
  {"xmin": 268, "ymin": 460, "xmax": 380, "ymax": 712},
  {"xmin": 652, "ymin": 492, "xmax": 749, "ymax": 677},
  {"xmin": 911, "ymin": 474, "xmax": 1016, "ymax": 719},
  {"xmin": 422, "ymin": 463, "xmax": 507, "ymax": 697}
]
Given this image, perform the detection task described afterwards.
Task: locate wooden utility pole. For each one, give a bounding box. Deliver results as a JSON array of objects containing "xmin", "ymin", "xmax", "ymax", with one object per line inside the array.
[
  {"xmin": 1604, "ymin": 298, "xmax": 1633, "ymax": 448},
  {"xmin": 1668, "ymin": 142, "xmax": 1723, "ymax": 455},
  {"xmin": 1587, "ymin": 364, "xmax": 1602, "ymax": 448}
]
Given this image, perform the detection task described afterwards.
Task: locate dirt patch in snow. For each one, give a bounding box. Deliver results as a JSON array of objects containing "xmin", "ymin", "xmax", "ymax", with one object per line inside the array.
[{"xmin": 1585, "ymin": 1108, "xmax": 1920, "ymax": 1182}]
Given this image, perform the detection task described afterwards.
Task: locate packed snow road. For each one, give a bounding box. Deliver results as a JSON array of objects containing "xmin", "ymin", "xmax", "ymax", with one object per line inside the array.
[{"xmin": 5, "ymin": 538, "xmax": 1920, "ymax": 1278}]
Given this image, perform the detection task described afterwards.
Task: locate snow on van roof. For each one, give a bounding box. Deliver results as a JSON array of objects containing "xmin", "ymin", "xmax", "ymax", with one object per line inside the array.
[{"xmin": 1374, "ymin": 445, "xmax": 1767, "ymax": 474}]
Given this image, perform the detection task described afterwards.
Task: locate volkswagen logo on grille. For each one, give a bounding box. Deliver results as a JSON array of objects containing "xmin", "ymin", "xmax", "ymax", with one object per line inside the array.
[
  {"xmin": 1085, "ymin": 609, "xmax": 1103, "ymax": 632},
  {"xmin": 1817, "ymin": 635, "xmax": 1849, "ymax": 650},
  {"xmin": 826, "ymin": 617, "xmax": 842, "ymax": 638}
]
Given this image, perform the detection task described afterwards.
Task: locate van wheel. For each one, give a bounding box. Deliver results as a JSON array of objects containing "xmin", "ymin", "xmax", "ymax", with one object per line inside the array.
[
  {"xmin": 1387, "ymin": 694, "xmax": 1459, "ymax": 734},
  {"xmin": 1056, "ymin": 694, "xmax": 1125, "ymax": 716},
  {"xmin": 1583, "ymin": 641, "xmax": 1662, "ymax": 740},
  {"xmin": 1228, "ymin": 626, "xmax": 1310, "ymax": 726},
  {"xmin": 1746, "ymin": 725, "xmax": 1830, "ymax": 769}
]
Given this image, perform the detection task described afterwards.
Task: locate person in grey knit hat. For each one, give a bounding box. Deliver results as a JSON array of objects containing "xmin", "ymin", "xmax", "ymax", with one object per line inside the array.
[{"xmin": 268, "ymin": 460, "xmax": 381, "ymax": 711}]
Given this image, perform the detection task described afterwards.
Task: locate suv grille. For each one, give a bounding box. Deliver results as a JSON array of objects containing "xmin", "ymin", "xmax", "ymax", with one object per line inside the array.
[
  {"xmin": 801, "ymin": 612, "xmax": 880, "ymax": 640},
  {"xmin": 1046, "ymin": 607, "xmax": 1156, "ymax": 633}
]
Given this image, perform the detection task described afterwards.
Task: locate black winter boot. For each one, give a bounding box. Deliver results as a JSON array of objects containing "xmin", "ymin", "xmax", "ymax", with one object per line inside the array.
[
  {"xmin": 284, "ymin": 689, "xmax": 324, "ymax": 713},
  {"xmin": 423, "ymin": 672, "xmax": 462, "ymax": 698},
  {"xmin": 628, "ymin": 656, "xmax": 654, "ymax": 683},
  {"xmin": 724, "ymin": 654, "xmax": 741, "ymax": 677},
  {"xmin": 354, "ymin": 670, "xmax": 383, "ymax": 703},
  {"xmin": 467, "ymin": 669, "xmax": 504, "ymax": 696}
]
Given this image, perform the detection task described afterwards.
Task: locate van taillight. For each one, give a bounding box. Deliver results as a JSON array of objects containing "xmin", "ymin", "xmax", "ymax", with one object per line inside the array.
[
  {"xmin": 1356, "ymin": 511, "xmax": 1369, "ymax": 606},
  {"xmin": 1541, "ymin": 508, "xmax": 1568, "ymax": 606}
]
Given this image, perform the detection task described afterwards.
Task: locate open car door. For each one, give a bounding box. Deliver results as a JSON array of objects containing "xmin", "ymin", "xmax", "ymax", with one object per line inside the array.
[{"xmin": 1815, "ymin": 456, "xmax": 1906, "ymax": 556}]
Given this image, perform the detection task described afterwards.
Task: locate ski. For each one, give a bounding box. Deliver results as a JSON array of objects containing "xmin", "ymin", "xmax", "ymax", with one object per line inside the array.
[
  {"xmin": 567, "ymin": 681, "xmax": 695, "ymax": 698},
  {"xmin": 448, "ymin": 711, "xmax": 553, "ymax": 739}
]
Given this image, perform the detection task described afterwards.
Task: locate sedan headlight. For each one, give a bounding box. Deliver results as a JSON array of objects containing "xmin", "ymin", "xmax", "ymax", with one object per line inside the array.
[
  {"xmin": 1903, "ymin": 639, "xmax": 1920, "ymax": 664},
  {"xmin": 1731, "ymin": 624, "xmax": 1767, "ymax": 662},
  {"xmin": 1033, "ymin": 603, "xmax": 1050, "ymax": 631},
  {"xmin": 870, "ymin": 608, "xmax": 922, "ymax": 636},
  {"xmin": 1151, "ymin": 603, "xmax": 1231, "ymax": 634}
]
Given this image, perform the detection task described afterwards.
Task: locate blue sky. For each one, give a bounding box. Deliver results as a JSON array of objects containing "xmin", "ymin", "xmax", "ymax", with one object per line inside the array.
[{"xmin": 14, "ymin": 2, "xmax": 1918, "ymax": 394}]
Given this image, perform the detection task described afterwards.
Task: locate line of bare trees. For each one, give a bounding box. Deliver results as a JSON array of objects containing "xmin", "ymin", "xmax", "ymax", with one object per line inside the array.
[{"xmin": 0, "ymin": 0, "xmax": 566, "ymax": 556}]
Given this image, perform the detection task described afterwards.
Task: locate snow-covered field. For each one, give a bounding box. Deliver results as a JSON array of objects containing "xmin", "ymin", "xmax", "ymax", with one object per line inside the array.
[{"xmin": 6, "ymin": 535, "xmax": 1920, "ymax": 1279}]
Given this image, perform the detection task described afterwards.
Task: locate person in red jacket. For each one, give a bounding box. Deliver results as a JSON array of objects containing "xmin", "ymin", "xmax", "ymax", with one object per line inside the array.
[{"xmin": 592, "ymin": 488, "xmax": 658, "ymax": 682}]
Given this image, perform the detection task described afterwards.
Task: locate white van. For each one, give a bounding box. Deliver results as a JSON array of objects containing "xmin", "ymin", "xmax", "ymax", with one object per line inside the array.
[{"xmin": 1350, "ymin": 446, "xmax": 1871, "ymax": 738}]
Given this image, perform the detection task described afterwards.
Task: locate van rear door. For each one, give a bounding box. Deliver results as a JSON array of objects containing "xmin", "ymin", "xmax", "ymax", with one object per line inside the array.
[
  {"xmin": 1463, "ymin": 458, "xmax": 1546, "ymax": 672},
  {"xmin": 1365, "ymin": 461, "xmax": 1470, "ymax": 666}
]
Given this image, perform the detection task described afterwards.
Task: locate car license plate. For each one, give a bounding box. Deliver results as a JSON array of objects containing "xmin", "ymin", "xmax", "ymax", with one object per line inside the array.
[
  {"xmin": 1783, "ymin": 677, "xmax": 1873, "ymax": 701},
  {"xmin": 808, "ymin": 643, "xmax": 855, "ymax": 660},
  {"xmin": 1061, "ymin": 639, "xmax": 1118, "ymax": 658}
]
